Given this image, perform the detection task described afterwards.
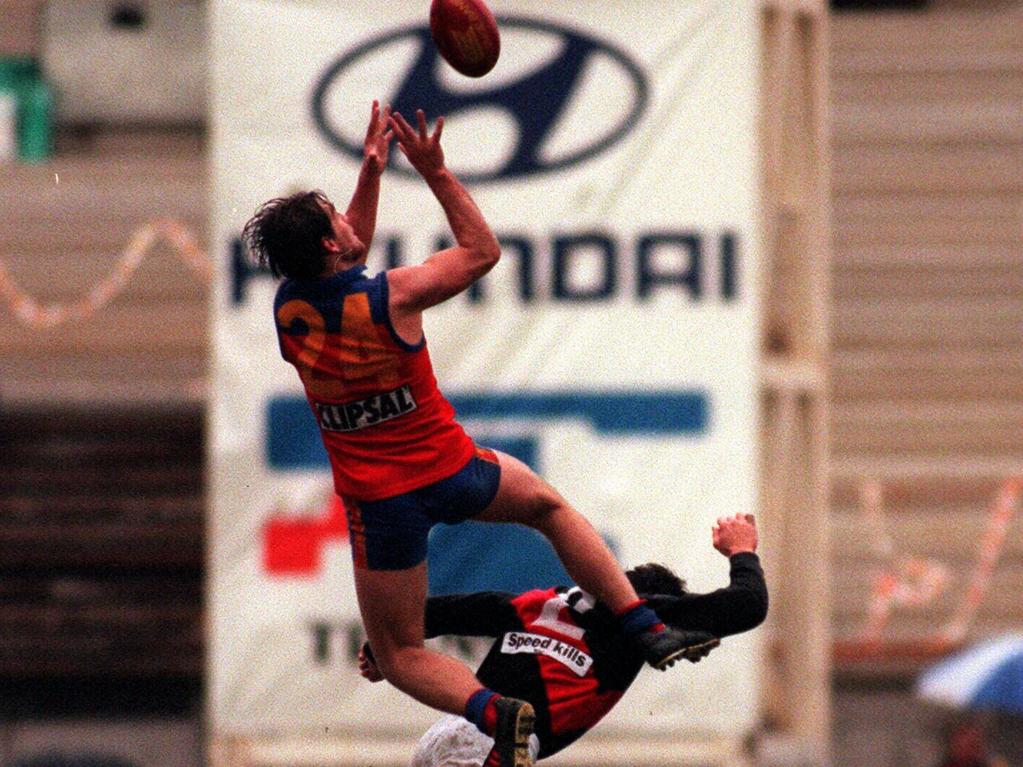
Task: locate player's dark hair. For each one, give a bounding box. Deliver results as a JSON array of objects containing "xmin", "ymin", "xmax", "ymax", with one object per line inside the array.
[
  {"xmin": 242, "ymin": 190, "xmax": 333, "ymax": 280},
  {"xmin": 626, "ymin": 563, "xmax": 687, "ymax": 597}
]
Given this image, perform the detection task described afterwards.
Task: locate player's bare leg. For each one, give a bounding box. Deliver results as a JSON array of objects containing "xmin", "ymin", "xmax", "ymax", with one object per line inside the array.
[
  {"xmin": 476, "ymin": 450, "xmax": 719, "ymax": 667},
  {"xmin": 354, "ymin": 564, "xmax": 536, "ymax": 766},
  {"xmin": 353, "ymin": 562, "xmax": 489, "ymax": 712},
  {"xmin": 475, "ymin": 451, "xmax": 647, "ymax": 611}
]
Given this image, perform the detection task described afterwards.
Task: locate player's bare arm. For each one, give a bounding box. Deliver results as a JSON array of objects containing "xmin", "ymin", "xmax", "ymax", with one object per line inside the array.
[
  {"xmin": 386, "ymin": 109, "xmax": 501, "ymax": 318},
  {"xmin": 344, "ymin": 100, "xmax": 393, "ymax": 252}
]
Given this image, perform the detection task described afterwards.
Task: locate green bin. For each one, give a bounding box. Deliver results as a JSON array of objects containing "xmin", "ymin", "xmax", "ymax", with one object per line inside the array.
[
  {"xmin": 18, "ymin": 77, "xmax": 53, "ymax": 163},
  {"xmin": 0, "ymin": 56, "xmax": 53, "ymax": 163},
  {"xmin": 0, "ymin": 56, "xmax": 39, "ymax": 86}
]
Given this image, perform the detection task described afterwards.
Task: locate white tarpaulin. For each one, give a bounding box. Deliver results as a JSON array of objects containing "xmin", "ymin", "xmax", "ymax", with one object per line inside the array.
[{"xmin": 209, "ymin": 0, "xmax": 761, "ymax": 741}]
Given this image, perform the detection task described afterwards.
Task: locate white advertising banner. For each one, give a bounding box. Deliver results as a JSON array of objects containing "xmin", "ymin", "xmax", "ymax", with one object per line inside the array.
[{"xmin": 209, "ymin": 0, "xmax": 762, "ymax": 742}]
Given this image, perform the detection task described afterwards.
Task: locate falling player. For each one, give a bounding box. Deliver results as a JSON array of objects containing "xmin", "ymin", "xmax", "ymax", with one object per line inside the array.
[{"xmin": 360, "ymin": 513, "xmax": 766, "ymax": 766}]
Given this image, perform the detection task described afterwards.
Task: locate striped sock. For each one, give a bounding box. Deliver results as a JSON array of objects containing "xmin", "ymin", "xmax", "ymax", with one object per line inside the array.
[
  {"xmin": 465, "ymin": 687, "xmax": 501, "ymax": 736},
  {"xmin": 615, "ymin": 599, "xmax": 666, "ymax": 636}
]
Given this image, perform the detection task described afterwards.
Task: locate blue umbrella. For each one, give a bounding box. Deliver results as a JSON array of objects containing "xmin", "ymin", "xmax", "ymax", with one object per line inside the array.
[{"xmin": 917, "ymin": 634, "xmax": 1023, "ymax": 714}]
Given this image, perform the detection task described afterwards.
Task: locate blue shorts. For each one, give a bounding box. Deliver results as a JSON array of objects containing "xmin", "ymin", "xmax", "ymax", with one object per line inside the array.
[{"xmin": 342, "ymin": 447, "xmax": 502, "ymax": 571}]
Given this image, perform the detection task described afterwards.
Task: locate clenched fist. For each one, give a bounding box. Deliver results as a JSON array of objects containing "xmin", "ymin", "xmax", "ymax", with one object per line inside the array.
[{"xmin": 712, "ymin": 513, "xmax": 758, "ymax": 557}]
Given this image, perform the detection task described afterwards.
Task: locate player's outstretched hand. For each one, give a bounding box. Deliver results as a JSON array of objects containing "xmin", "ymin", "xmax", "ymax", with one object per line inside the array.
[
  {"xmin": 358, "ymin": 641, "xmax": 384, "ymax": 682},
  {"xmin": 712, "ymin": 513, "xmax": 758, "ymax": 557},
  {"xmin": 389, "ymin": 109, "xmax": 445, "ymax": 179},
  {"xmin": 363, "ymin": 99, "xmax": 393, "ymax": 174}
]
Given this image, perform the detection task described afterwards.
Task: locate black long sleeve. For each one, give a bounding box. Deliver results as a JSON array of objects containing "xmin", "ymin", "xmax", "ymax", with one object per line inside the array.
[
  {"xmin": 423, "ymin": 590, "xmax": 520, "ymax": 639},
  {"xmin": 423, "ymin": 555, "xmax": 768, "ymax": 641},
  {"xmin": 644, "ymin": 552, "xmax": 768, "ymax": 637}
]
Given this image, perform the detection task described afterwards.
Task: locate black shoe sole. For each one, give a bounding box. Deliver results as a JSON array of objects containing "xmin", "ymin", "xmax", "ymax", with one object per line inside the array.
[
  {"xmin": 492, "ymin": 700, "xmax": 535, "ymax": 767},
  {"xmin": 653, "ymin": 637, "xmax": 721, "ymax": 670}
]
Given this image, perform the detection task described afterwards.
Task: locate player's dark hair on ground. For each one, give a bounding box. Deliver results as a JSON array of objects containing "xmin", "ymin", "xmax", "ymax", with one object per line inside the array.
[
  {"xmin": 625, "ymin": 563, "xmax": 687, "ymax": 596},
  {"xmin": 242, "ymin": 190, "xmax": 333, "ymax": 280}
]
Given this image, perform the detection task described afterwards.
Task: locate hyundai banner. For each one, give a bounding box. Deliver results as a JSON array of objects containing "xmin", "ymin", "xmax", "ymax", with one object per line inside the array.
[{"xmin": 209, "ymin": 0, "xmax": 762, "ymax": 742}]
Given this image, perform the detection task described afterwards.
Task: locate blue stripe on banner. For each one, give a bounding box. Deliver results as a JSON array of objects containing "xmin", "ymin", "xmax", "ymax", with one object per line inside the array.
[
  {"xmin": 477, "ymin": 436, "xmax": 538, "ymax": 470},
  {"xmin": 266, "ymin": 390, "xmax": 708, "ymax": 469},
  {"xmin": 449, "ymin": 391, "xmax": 708, "ymax": 434},
  {"xmin": 428, "ymin": 521, "xmax": 574, "ymax": 595},
  {"xmin": 266, "ymin": 397, "xmax": 329, "ymax": 470}
]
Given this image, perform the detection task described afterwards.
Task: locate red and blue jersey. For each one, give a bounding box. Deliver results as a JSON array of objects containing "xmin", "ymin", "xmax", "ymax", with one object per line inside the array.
[{"xmin": 273, "ymin": 265, "xmax": 475, "ymax": 501}]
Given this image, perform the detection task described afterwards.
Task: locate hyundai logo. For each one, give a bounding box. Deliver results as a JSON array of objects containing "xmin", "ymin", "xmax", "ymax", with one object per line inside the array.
[{"xmin": 312, "ymin": 17, "xmax": 649, "ymax": 182}]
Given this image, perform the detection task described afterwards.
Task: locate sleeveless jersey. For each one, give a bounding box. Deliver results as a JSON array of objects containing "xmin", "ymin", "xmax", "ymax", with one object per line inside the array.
[{"xmin": 273, "ymin": 266, "xmax": 475, "ymax": 500}]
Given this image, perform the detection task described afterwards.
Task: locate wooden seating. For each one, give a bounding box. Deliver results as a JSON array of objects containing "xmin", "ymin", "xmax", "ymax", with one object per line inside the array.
[
  {"xmin": 830, "ymin": 4, "xmax": 1023, "ymax": 660},
  {"xmin": 0, "ymin": 129, "xmax": 208, "ymax": 405},
  {"xmin": 0, "ymin": 406, "xmax": 204, "ymax": 676},
  {"xmin": 0, "ymin": 574, "xmax": 202, "ymax": 676}
]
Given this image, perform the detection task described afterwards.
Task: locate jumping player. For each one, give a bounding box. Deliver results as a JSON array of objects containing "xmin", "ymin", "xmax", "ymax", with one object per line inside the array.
[
  {"xmin": 359, "ymin": 513, "xmax": 767, "ymax": 766},
  {"xmin": 242, "ymin": 101, "xmax": 717, "ymax": 767}
]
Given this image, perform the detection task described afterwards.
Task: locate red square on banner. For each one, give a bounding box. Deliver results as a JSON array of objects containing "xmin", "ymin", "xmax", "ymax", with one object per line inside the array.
[{"xmin": 263, "ymin": 495, "xmax": 348, "ymax": 575}]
